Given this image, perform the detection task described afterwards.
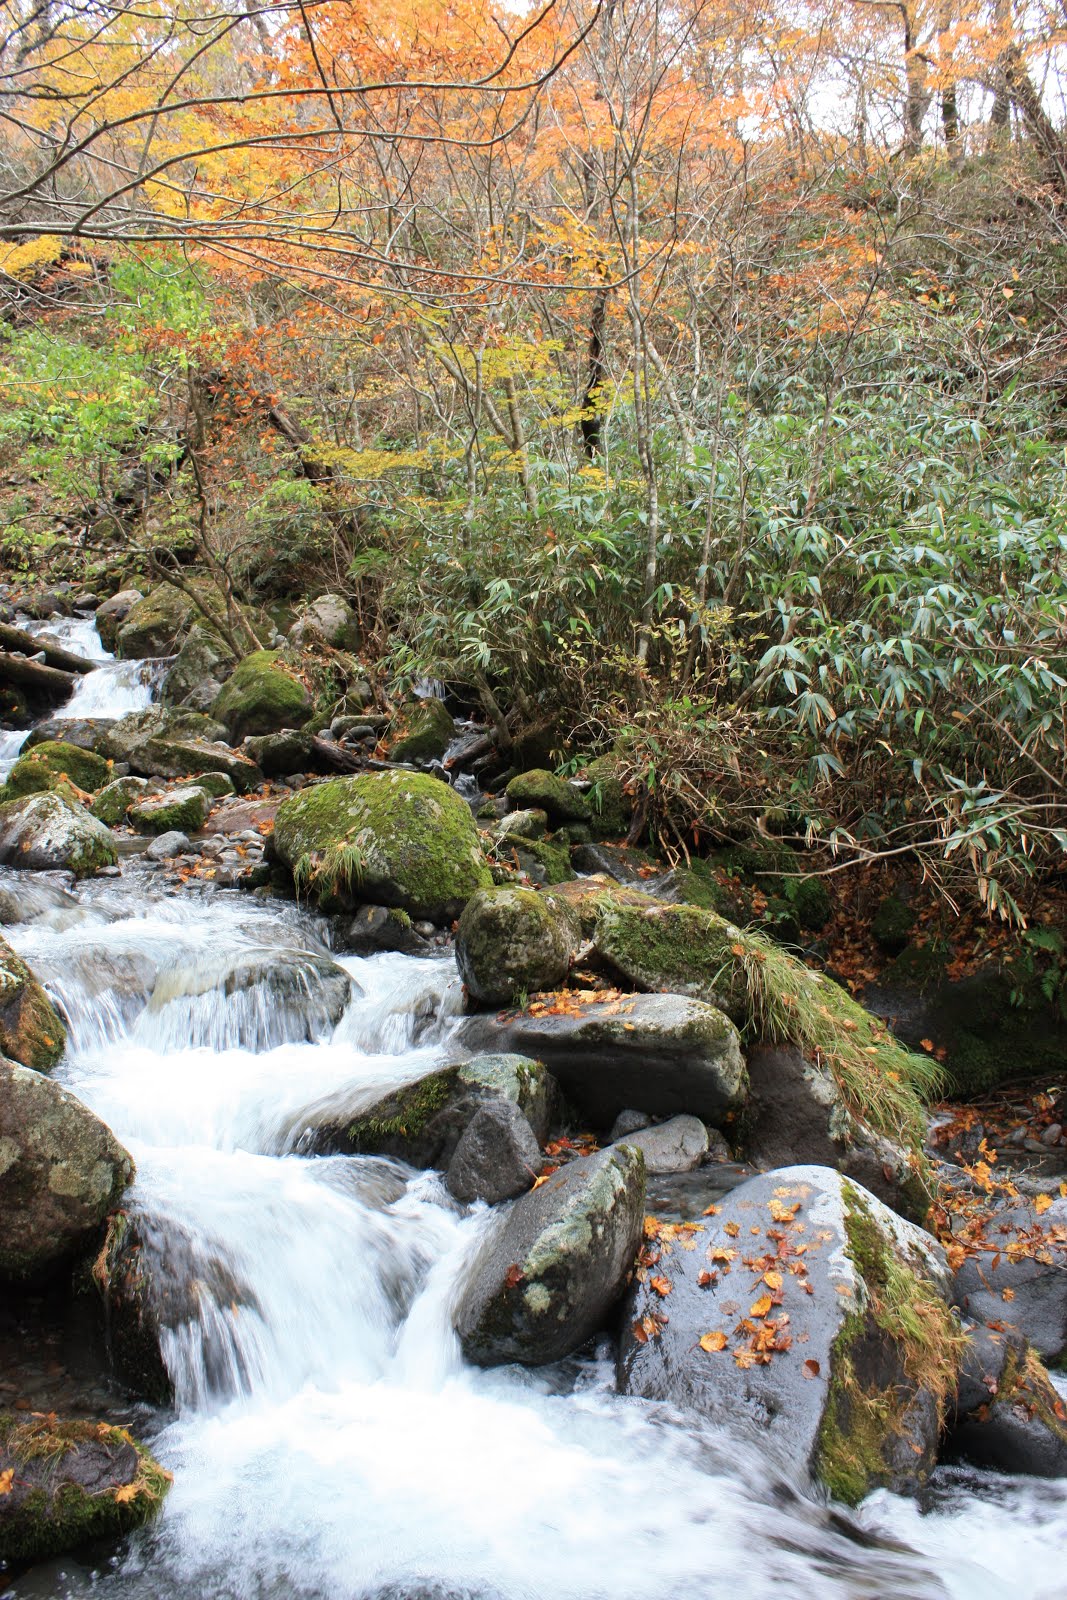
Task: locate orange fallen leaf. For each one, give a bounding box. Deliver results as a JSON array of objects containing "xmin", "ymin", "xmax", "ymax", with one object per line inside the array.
[
  {"xmin": 803, "ymin": 1359, "xmax": 821, "ymax": 1379},
  {"xmin": 0, "ymin": 1468, "xmax": 13, "ymax": 1496},
  {"xmin": 504, "ymin": 1264, "xmax": 524, "ymax": 1290},
  {"xmin": 1035, "ymin": 1194, "xmax": 1053, "ymax": 1215},
  {"xmin": 699, "ymin": 1330, "xmax": 728, "ymax": 1353},
  {"xmin": 650, "ymin": 1275, "xmax": 673, "ymax": 1298},
  {"xmin": 1002, "ymin": 1287, "xmax": 1015, "ymax": 1301},
  {"xmin": 113, "ymin": 1482, "xmax": 140, "ymax": 1504},
  {"xmin": 763, "ymin": 1270, "xmax": 783, "ymax": 1291},
  {"xmin": 697, "ymin": 1270, "xmax": 716, "ymax": 1288},
  {"xmin": 749, "ymin": 1294, "xmax": 774, "ymax": 1319},
  {"xmin": 724, "ymin": 1221, "xmax": 740, "ymax": 1238}
]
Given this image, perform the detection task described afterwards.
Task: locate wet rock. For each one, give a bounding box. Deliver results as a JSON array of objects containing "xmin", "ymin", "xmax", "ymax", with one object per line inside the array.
[
  {"xmin": 495, "ymin": 807, "xmax": 549, "ymax": 842},
  {"xmin": 288, "ymin": 592, "xmax": 360, "ymax": 652},
  {"xmin": 145, "ymin": 830, "xmax": 190, "ymax": 861},
  {"xmin": 457, "ymin": 992, "xmax": 747, "ymax": 1126},
  {"xmin": 0, "ymin": 873, "xmax": 81, "ymax": 927},
  {"xmin": 317, "ymin": 1054, "xmax": 555, "ymax": 1163},
  {"xmin": 618, "ymin": 1166, "xmax": 958, "ymax": 1504},
  {"xmin": 91, "ymin": 774, "xmax": 149, "ymax": 826},
  {"xmin": 613, "ymin": 1114, "xmax": 709, "ymax": 1174},
  {"xmin": 493, "ymin": 834, "xmax": 574, "ymax": 887},
  {"xmin": 609, "ymin": 1109, "xmax": 652, "ymax": 1141},
  {"xmin": 0, "ymin": 1412, "xmax": 170, "ymax": 1565},
  {"xmin": 455, "ymin": 1145, "xmax": 646, "ymax": 1366},
  {"xmin": 0, "ymin": 792, "xmax": 118, "ymax": 877},
  {"xmin": 94, "ymin": 589, "xmax": 143, "ymax": 651},
  {"xmin": 0, "ymin": 934, "xmax": 65, "ymax": 1071},
  {"xmin": 341, "ymin": 903, "xmax": 433, "ymax": 957},
  {"xmin": 272, "ymin": 770, "xmax": 492, "ymax": 921},
  {"xmin": 456, "ymin": 885, "xmax": 580, "ymax": 1007},
  {"xmin": 91, "ymin": 1211, "xmax": 173, "ymax": 1404},
  {"xmin": 211, "ymin": 650, "xmax": 312, "ymax": 743},
  {"xmin": 161, "ymin": 620, "xmax": 237, "ymax": 712},
  {"xmin": 192, "ymin": 770, "xmax": 236, "ymax": 799},
  {"xmin": 445, "ymin": 1099, "xmax": 542, "ymax": 1205},
  {"xmin": 379, "ymin": 697, "xmax": 455, "ymax": 765},
  {"xmin": 745, "ymin": 1043, "xmax": 929, "ymax": 1222},
  {"xmin": 144, "ymin": 947, "xmax": 354, "ymax": 1052},
  {"xmin": 128, "ymin": 785, "xmax": 211, "ymax": 836},
  {"xmin": 0, "ymin": 1059, "xmax": 133, "ymax": 1279},
  {"xmin": 244, "ymin": 728, "xmax": 316, "ymax": 776},
  {"xmin": 945, "ymin": 1323, "xmax": 1067, "ymax": 1477},
  {"xmin": 115, "ymin": 583, "xmax": 197, "ymax": 659},
  {"xmin": 504, "ymin": 769, "xmax": 591, "ymax": 825},
  {"xmin": 23, "ymin": 717, "xmax": 117, "ymax": 756},
  {"xmin": 6, "ymin": 740, "xmax": 111, "ymax": 799},
  {"xmin": 133, "ymin": 737, "xmax": 262, "ymax": 794},
  {"xmin": 949, "ymin": 1194, "xmax": 1067, "ymax": 1363}
]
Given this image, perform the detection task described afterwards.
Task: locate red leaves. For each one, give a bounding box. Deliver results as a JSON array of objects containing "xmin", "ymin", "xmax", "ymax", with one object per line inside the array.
[{"xmin": 803, "ymin": 1359, "xmax": 821, "ymax": 1379}]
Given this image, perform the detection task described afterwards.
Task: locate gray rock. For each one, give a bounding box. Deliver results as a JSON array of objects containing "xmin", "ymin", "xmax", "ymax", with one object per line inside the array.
[
  {"xmin": 618, "ymin": 1165, "xmax": 954, "ymax": 1504},
  {"xmin": 92, "ymin": 775, "xmax": 150, "ymax": 826},
  {"xmin": 615, "ymin": 1114, "xmax": 709, "ymax": 1174},
  {"xmin": 25, "ymin": 717, "xmax": 119, "ymax": 756},
  {"xmin": 456, "ymin": 885, "xmax": 580, "ymax": 1007},
  {"xmin": 446, "ymin": 1099, "xmax": 542, "ymax": 1205},
  {"xmin": 946, "ymin": 1322, "xmax": 1067, "ymax": 1477},
  {"xmin": 128, "ymin": 785, "xmax": 211, "ymax": 836},
  {"xmin": 341, "ymin": 903, "xmax": 432, "ymax": 957},
  {"xmin": 950, "ymin": 1194, "xmax": 1067, "ymax": 1363},
  {"xmin": 94, "ymin": 588, "xmax": 143, "ymax": 651},
  {"xmin": 244, "ymin": 729, "xmax": 316, "ymax": 776},
  {"xmin": 145, "ymin": 830, "xmax": 190, "ymax": 861},
  {"xmin": 145, "ymin": 947, "xmax": 355, "ymax": 1052},
  {"xmin": 133, "ymin": 737, "xmax": 262, "ymax": 794},
  {"xmin": 114, "ymin": 583, "xmax": 196, "ymax": 659},
  {"xmin": 0, "ymin": 874, "xmax": 80, "ymax": 927},
  {"xmin": 609, "ymin": 1109, "xmax": 652, "ymax": 1141},
  {"xmin": 456, "ymin": 991, "xmax": 747, "ymax": 1127},
  {"xmin": 288, "ymin": 592, "xmax": 360, "ymax": 652},
  {"xmin": 494, "ymin": 808, "xmax": 549, "ymax": 842},
  {"xmin": 161, "ymin": 621, "xmax": 237, "ymax": 712},
  {"xmin": 455, "ymin": 1144, "xmax": 646, "ymax": 1366},
  {"xmin": 0, "ymin": 1058, "xmax": 134, "ymax": 1279},
  {"xmin": 0, "ymin": 792, "xmax": 118, "ymax": 877}
]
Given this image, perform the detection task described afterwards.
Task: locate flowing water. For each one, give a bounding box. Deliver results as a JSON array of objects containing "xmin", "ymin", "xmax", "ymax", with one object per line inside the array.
[{"xmin": 2, "ymin": 628, "xmax": 1065, "ymax": 1600}]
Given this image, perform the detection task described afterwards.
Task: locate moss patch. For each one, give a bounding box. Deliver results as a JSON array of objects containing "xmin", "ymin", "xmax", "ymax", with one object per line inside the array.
[
  {"xmin": 505, "ymin": 769, "xmax": 590, "ymax": 824},
  {"xmin": 381, "ymin": 698, "xmax": 455, "ymax": 764},
  {"xmin": 211, "ymin": 650, "xmax": 312, "ymax": 742},
  {"xmin": 346, "ymin": 1068, "xmax": 459, "ymax": 1150},
  {"xmin": 7, "ymin": 741, "xmax": 111, "ymax": 798},
  {"xmin": 92, "ymin": 776, "xmax": 148, "ymax": 826},
  {"xmin": 0, "ymin": 933, "xmax": 65, "ymax": 1071}
]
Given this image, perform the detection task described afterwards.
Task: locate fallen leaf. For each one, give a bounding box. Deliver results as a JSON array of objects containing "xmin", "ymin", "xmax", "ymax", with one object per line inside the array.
[
  {"xmin": 697, "ymin": 1270, "xmax": 716, "ymax": 1288},
  {"xmin": 650, "ymin": 1275, "xmax": 673, "ymax": 1298},
  {"xmin": 763, "ymin": 1271, "xmax": 783, "ymax": 1291},
  {"xmin": 1035, "ymin": 1194, "xmax": 1053, "ymax": 1215},
  {"xmin": 699, "ymin": 1330, "xmax": 728, "ymax": 1353},
  {"xmin": 749, "ymin": 1294, "xmax": 774, "ymax": 1319},
  {"xmin": 504, "ymin": 1264, "xmax": 524, "ymax": 1290},
  {"xmin": 1002, "ymin": 1287, "xmax": 1015, "ymax": 1302},
  {"xmin": 803, "ymin": 1359, "xmax": 821, "ymax": 1379},
  {"xmin": 724, "ymin": 1221, "xmax": 740, "ymax": 1238},
  {"xmin": 113, "ymin": 1482, "xmax": 140, "ymax": 1504},
  {"xmin": 0, "ymin": 1468, "xmax": 13, "ymax": 1496}
]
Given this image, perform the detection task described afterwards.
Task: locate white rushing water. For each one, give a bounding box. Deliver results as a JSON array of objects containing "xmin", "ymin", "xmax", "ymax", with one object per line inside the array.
[
  {"xmin": 1, "ymin": 629, "xmax": 1065, "ymax": 1600},
  {"xmin": 3, "ymin": 873, "xmax": 1065, "ymax": 1600}
]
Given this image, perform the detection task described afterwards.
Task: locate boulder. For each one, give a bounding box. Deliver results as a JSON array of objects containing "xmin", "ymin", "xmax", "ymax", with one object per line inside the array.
[
  {"xmin": 91, "ymin": 1211, "xmax": 173, "ymax": 1405},
  {"xmin": 24, "ymin": 717, "xmax": 118, "ymax": 756},
  {"xmin": 946, "ymin": 1323, "xmax": 1067, "ymax": 1477},
  {"xmin": 272, "ymin": 770, "xmax": 492, "ymax": 921},
  {"xmin": 341, "ymin": 903, "xmax": 432, "ymax": 957},
  {"xmin": 505, "ymin": 768, "xmax": 591, "ymax": 825},
  {"xmin": 211, "ymin": 650, "xmax": 312, "ymax": 743},
  {"xmin": 6, "ymin": 740, "xmax": 111, "ymax": 798},
  {"xmin": 745, "ymin": 1043, "xmax": 931, "ymax": 1222},
  {"xmin": 456, "ymin": 885, "xmax": 580, "ymax": 1006},
  {"xmin": 128, "ymin": 785, "xmax": 211, "ymax": 836},
  {"xmin": 379, "ymin": 697, "xmax": 455, "ymax": 765},
  {"xmin": 0, "ymin": 1059, "xmax": 133, "ymax": 1278},
  {"xmin": 593, "ymin": 899, "xmax": 738, "ymax": 1010},
  {"xmin": 495, "ymin": 808, "xmax": 548, "ymax": 842},
  {"xmin": 0, "ymin": 934, "xmax": 65, "ymax": 1071},
  {"xmin": 455, "ymin": 1144, "xmax": 646, "ymax": 1366},
  {"xmin": 456, "ymin": 992, "xmax": 747, "ymax": 1127},
  {"xmin": 618, "ymin": 1166, "xmax": 960, "ymax": 1504},
  {"xmin": 132, "ymin": 737, "xmax": 262, "ymax": 794},
  {"xmin": 445, "ymin": 1099, "xmax": 542, "ymax": 1205},
  {"xmin": 613, "ymin": 1114, "xmax": 709, "ymax": 1174},
  {"xmin": 577, "ymin": 755, "xmax": 632, "ymax": 839},
  {"xmin": 949, "ymin": 1193, "xmax": 1067, "ymax": 1364},
  {"xmin": 94, "ymin": 588, "xmax": 143, "ymax": 651},
  {"xmin": 192, "ymin": 770, "xmax": 236, "ymax": 799},
  {"xmin": 144, "ymin": 947, "xmax": 355, "ymax": 1052},
  {"xmin": 115, "ymin": 583, "xmax": 197, "ymax": 659},
  {"xmin": 0, "ymin": 792, "xmax": 118, "ymax": 877},
  {"xmin": 288, "ymin": 592, "xmax": 360, "ymax": 652},
  {"xmin": 0, "ymin": 874, "xmax": 81, "ymax": 928},
  {"xmin": 145, "ymin": 830, "xmax": 190, "ymax": 861},
  {"xmin": 492, "ymin": 834, "xmax": 574, "ymax": 887},
  {"xmin": 91, "ymin": 774, "xmax": 149, "ymax": 826},
  {"xmin": 0, "ymin": 1413, "xmax": 170, "ymax": 1565},
  {"xmin": 315, "ymin": 1054, "xmax": 555, "ymax": 1163},
  {"xmin": 161, "ymin": 620, "xmax": 237, "ymax": 712},
  {"xmin": 244, "ymin": 728, "xmax": 317, "ymax": 776}
]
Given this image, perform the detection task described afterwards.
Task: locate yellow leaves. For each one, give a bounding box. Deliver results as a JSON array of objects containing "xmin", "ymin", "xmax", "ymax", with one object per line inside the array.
[
  {"xmin": 649, "ymin": 1275, "xmax": 673, "ymax": 1298},
  {"xmin": 749, "ymin": 1294, "xmax": 774, "ymax": 1319},
  {"xmin": 708, "ymin": 1246, "xmax": 738, "ymax": 1264},
  {"xmin": 113, "ymin": 1482, "xmax": 141, "ymax": 1504},
  {"xmin": 699, "ymin": 1330, "xmax": 727, "ymax": 1353},
  {"xmin": 723, "ymin": 1221, "xmax": 740, "ymax": 1238},
  {"xmin": 768, "ymin": 1200, "xmax": 801, "ymax": 1223},
  {"xmin": 763, "ymin": 1271, "xmax": 783, "ymax": 1291},
  {"xmin": 0, "ymin": 237, "xmax": 62, "ymax": 280},
  {"xmin": 0, "ymin": 1467, "xmax": 13, "ymax": 1496},
  {"xmin": 1035, "ymin": 1194, "xmax": 1054, "ymax": 1215}
]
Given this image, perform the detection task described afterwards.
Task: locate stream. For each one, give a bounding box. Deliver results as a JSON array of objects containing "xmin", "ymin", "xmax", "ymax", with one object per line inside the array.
[{"xmin": 2, "ymin": 619, "xmax": 1065, "ymax": 1600}]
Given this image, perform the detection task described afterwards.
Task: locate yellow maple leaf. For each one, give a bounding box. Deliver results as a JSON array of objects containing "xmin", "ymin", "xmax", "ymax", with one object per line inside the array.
[{"xmin": 699, "ymin": 1330, "xmax": 727, "ymax": 1352}]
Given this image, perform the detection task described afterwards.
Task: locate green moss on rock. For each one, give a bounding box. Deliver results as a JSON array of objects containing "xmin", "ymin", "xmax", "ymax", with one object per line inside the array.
[
  {"xmin": 92, "ymin": 775, "xmax": 149, "ymax": 826},
  {"xmin": 128, "ymin": 786, "xmax": 210, "ymax": 836},
  {"xmin": 0, "ymin": 934, "xmax": 65, "ymax": 1070},
  {"xmin": 505, "ymin": 769, "xmax": 590, "ymax": 824},
  {"xmin": 872, "ymin": 895, "xmax": 916, "ymax": 955},
  {"xmin": 7, "ymin": 741, "xmax": 111, "ymax": 798},
  {"xmin": 381, "ymin": 698, "xmax": 455, "ymax": 764},
  {"xmin": 0, "ymin": 791, "xmax": 118, "ymax": 878},
  {"xmin": 580, "ymin": 756, "xmax": 632, "ymax": 839},
  {"xmin": 273, "ymin": 770, "xmax": 492, "ymax": 921},
  {"xmin": 457, "ymin": 885, "xmax": 580, "ymax": 1005},
  {"xmin": 211, "ymin": 650, "xmax": 313, "ymax": 742}
]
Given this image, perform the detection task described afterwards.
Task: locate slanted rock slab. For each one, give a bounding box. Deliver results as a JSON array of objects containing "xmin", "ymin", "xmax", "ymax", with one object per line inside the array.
[
  {"xmin": 445, "ymin": 1099, "xmax": 542, "ymax": 1205},
  {"xmin": 0, "ymin": 933, "xmax": 65, "ymax": 1070},
  {"xmin": 455, "ymin": 1144, "xmax": 646, "ymax": 1366},
  {"xmin": 0, "ymin": 792, "xmax": 118, "ymax": 877},
  {"xmin": 614, "ymin": 1114, "xmax": 709, "ymax": 1174}
]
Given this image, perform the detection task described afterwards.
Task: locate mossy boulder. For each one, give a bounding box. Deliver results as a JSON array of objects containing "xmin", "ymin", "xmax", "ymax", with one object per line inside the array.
[
  {"xmin": 947, "ymin": 1326, "xmax": 1067, "ymax": 1478},
  {"xmin": 458, "ymin": 991, "xmax": 747, "ymax": 1126},
  {"xmin": 457, "ymin": 886, "xmax": 580, "ymax": 1007},
  {"xmin": 619, "ymin": 1166, "xmax": 961, "ymax": 1504},
  {"xmin": 0, "ymin": 1059, "xmax": 134, "ymax": 1279},
  {"xmin": 314, "ymin": 1054, "xmax": 555, "ymax": 1166},
  {"xmin": 455, "ymin": 1145, "xmax": 647, "ymax": 1366},
  {"xmin": 288, "ymin": 592, "xmax": 360, "ymax": 652},
  {"xmin": 0, "ymin": 792, "xmax": 118, "ymax": 877},
  {"xmin": 161, "ymin": 619, "xmax": 237, "ymax": 712},
  {"xmin": 492, "ymin": 833, "xmax": 574, "ymax": 887},
  {"xmin": 272, "ymin": 770, "xmax": 492, "ymax": 921},
  {"xmin": 128, "ymin": 785, "xmax": 211, "ymax": 836},
  {"xmin": 594, "ymin": 900, "xmax": 738, "ymax": 1010},
  {"xmin": 91, "ymin": 1211, "xmax": 173, "ymax": 1405},
  {"xmin": 0, "ymin": 935, "xmax": 65, "ymax": 1071},
  {"xmin": 6, "ymin": 741, "xmax": 111, "ymax": 798},
  {"xmin": 580, "ymin": 755, "xmax": 632, "ymax": 839},
  {"xmin": 244, "ymin": 729, "xmax": 316, "ymax": 776},
  {"xmin": 95, "ymin": 588, "xmax": 143, "ymax": 651},
  {"xmin": 134, "ymin": 737, "xmax": 262, "ymax": 794},
  {"xmin": 0, "ymin": 1412, "xmax": 170, "ymax": 1565},
  {"xmin": 505, "ymin": 769, "xmax": 591, "ymax": 825},
  {"xmin": 115, "ymin": 582, "xmax": 197, "ymax": 659},
  {"xmin": 191, "ymin": 769, "xmax": 235, "ymax": 799},
  {"xmin": 103, "ymin": 706, "xmax": 229, "ymax": 763},
  {"xmin": 92, "ymin": 775, "xmax": 150, "ymax": 826},
  {"xmin": 494, "ymin": 808, "xmax": 548, "ymax": 842},
  {"xmin": 380, "ymin": 697, "xmax": 455, "ymax": 765},
  {"xmin": 211, "ymin": 650, "xmax": 312, "ymax": 743}
]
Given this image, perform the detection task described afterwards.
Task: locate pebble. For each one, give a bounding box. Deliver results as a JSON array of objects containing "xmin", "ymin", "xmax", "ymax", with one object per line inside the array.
[{"xmin": 1042, "ymin": 1123, "xmax": 1063, "ymax": 1147}]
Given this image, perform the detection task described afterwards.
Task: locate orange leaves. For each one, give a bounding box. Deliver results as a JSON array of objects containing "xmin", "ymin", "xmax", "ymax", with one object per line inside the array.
[
  {"xmin": 708, "ymin": 1245, "xmax": 737, "ymax": 1265},
  {"xmin": 1035, "ymin": 1194, "xmax": 1054, "ymax": 1216},
  {"xmin": 768, "ymin": 1199, "xmax": 801, "ymax": 1224},
  {"xmin": 0, "ymin": 1468, "xmax": 13, "ymax": 1496},
  {"xmin": 504, "ymin": 1263, "xmax": 524, "ymax": 1290},
  {"xmin": 113, "ymin": 1482, "xmax": 141, "ymax": 1504},
  {"xmin": 724, "ymin": 1221, "xmax": 740, "ymax": 1238},
  {"xmin": 632, "ymin": 1313, "xmax": 667, "ymax": 1345},
  {"xmin": 803, "ymin": 1359, "xmax": 821, "ymax": 1380},
  {"xmin": 649, "ymin": 1275, "xmax": 673, "ymax": 1298},
  {"xmin": 749, "ymin": 1293, "xmax": 774, "ymax": 1319},
  {"xmin": 699, "ymin": 1330, "xmax": 727, "ymax": 1353}
]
